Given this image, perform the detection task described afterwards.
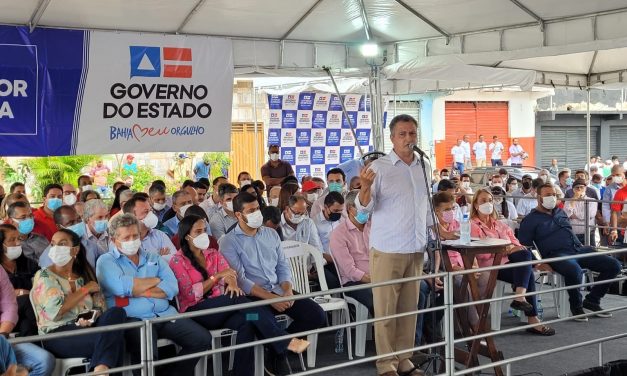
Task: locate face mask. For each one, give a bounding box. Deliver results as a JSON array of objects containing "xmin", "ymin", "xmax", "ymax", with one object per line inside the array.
[
  {"xmin": 190, "ymin": 232, "xmax": 210, "ymax": 250},
  {"xmin": 593, "ymin": 183, "xmax": 601, "ymax": 189},
  {"xmin": 225, "ymin": 201, "xmax": 234, "ymax": 212},
  {"xmin": 492, "ymin": 183, "xmax": 503, "ymax": 188},
  {"xmin": 48, "ymin": 245, "xmax": 73, "ymax": 266},
  {"xmin": 269, "ymin": 198, "xmax": 279, "ymax": 207},
  {"xmin": 290, "ymin": 212, "xmax": 305, "ymax": 224},
  {"xmin": 494, "ymin": 198, "xmax": 504, "ymax": 205},
  {"xmin": 307, "ymin": 193, "xmax": 319, "ymax": 202},
  {"xmin": 441, "ymin": 210, "xmax": 455, "ymax": 224},
  {"xmin": 94, "ymin": 219, "xmax": 108, "ymax": 234},
  {"xmin": 119, "ymin": 238, "xmax": 141, "ymax": 256},
  {"xmin": 542, "ymin": 196, "xmax": 557, "ymax": 210},
  {"xmin": 4, "ymin": 245, "xmax": 22, "ymax": 261},
  {"xmin": 67, "ymin": 222, "xmax": 86, "ymax": 238},
  {"xmin": 240, "ymin": 180, "xmax": 252, "ymax": 187},
  {"xmin": 354, "ymin": 210, "xmax": 370, "ymax": 224},
  {"xmin": 13, "ymin": 218, "xmax": 34, "ymax": 235},
  {"xmin": 478, "ymin": 202, "xmax": 494, "ymax": 215},
  {"xmin": 328, "ymin": 212, "xmax": 342, "ymax": 222},
  {"xmin": 614, "ymin": 176, "xmax": 624, "ymax": 184},
  {"xmin": 328, "ymin": 182, "xmax": 343, "ymax": 193},
  {"xmin": 245, "ymin": 210, "xmax": 264, "ymax": 229},
  {"xmin": 441, "ymin": 175, "xmax": 449, "ymax": 179},
  {"xmin": 522, "ymin": 181, "xmax": 531, "ymax": 190},
  {"xmin": 63, "ymin": 194, "xmax": 77, "ymax": 206},
  {"xmin": 142, "ymin": 211, "xmax": 159, "ymax": 229},
  {"xmin": 509, "ymin": 183, "xmax": 518, "ymax": 191},
  {"xmin": 565, "ymin": 178, "xmax": 574, "ymax": 186},
  {"xmin": 81, "ymin": 185, "xmax": 93, "ymax": 192},
  {"xmin": 539, "ymin": 175, "xmax": 548, "ymax": 183},
  {"xmin": 270, "ymin": 153, "xmax": 280, "ymax": 161},
  {"xmin": 461, "ymin": 181, "xmax": 470, "ymax": 189},
  {"xmin": 46, "ymin": 197, "xmax": 62, "ymax": 211},
  {"xmin": 152, "ymin": 202, "xmax": 166, "ymax": 211},
  {"xmin": 179, "ymin": 204, "xmax": 193, "ymax": 217}
]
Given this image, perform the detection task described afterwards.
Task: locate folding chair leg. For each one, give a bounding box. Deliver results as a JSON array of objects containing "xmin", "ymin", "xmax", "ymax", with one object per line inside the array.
[
  {"xmin": 307, "ymin": 333, "xmax": 318, "ymax": 368},
  {"xmin": 228, "ymin": 334, "xmax": 236, "ymax": 371},
  {"xmin": 211, "ymin": 337, "xmax": 223, "ymax": 376}
]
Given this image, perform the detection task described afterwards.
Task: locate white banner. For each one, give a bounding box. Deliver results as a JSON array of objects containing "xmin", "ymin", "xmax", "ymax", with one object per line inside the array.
[{"xmin": 76, "ymin": 31, "xmax": 233, "ymax": 154}]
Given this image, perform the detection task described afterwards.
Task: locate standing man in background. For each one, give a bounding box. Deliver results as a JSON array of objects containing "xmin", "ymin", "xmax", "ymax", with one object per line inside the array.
[
  {"xmin": 122, "ymin": 154, "xmax": 138, "ymax": 175},
  {"xmin": 90, "ymin": 160, "xmax": 110, "ymax": 196},
  {"xmin": 489, "ymin": 135, "xmax": 504, "ymax": 166},
  {"xmin": 461, "ymin": 134, "xmax": 472, "ymax": 170},
  {"xmin": 451, "ymin": 139, "xmax": 465, "ymax": 174},
  {"xmin": 473, "ymin": 134, "xmax": 488, "ymax": 167},
  {"xmin": 357, "ymin": 114, "xmax": 431, "ymax": 376},
  {"xmin": 193, "ymin": 153, "xmax": 211, "ymax": 182},
  {"xmin": 260, "ymin": 144, "xmax": 294, "ymax": 196},
  {"xmin": 509, "ymin": 138, "xmax": 525, "ymax": 168}
]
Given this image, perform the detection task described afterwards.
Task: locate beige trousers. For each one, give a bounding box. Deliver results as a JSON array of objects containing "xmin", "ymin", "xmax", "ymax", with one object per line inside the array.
[
  {"xmin": 370, "ymin": 248, "xmax": 424, "ymax": 374},
  {"xmin": 476, "ymin": 158, "xmax": 487, "ymax": 167}
]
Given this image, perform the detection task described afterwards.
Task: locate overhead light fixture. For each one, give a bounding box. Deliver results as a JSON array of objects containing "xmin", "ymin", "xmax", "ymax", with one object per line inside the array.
[{"xmin": 360, "ymin": 42, "xmax": 379, "ymax": 57}]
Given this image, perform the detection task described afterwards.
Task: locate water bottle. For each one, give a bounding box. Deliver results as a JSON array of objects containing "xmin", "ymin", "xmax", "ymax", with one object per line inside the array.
[
  {"xmin": 537, "ymin": 296, "xmax": 544, "ymax": 320},
  {"xmin": 334, "ymin": 329, "xmax": 344, "ymax": 353},
  {"xmin": 508, "ymin": 307, "xmax": 520, "ymax": 317},
  {"xmin": 460, "ymin": 213, "xmax": 471, "ymax": 244}
]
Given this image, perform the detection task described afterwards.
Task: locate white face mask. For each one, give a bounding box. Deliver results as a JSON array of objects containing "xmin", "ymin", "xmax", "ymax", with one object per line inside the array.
[
  {"xmin": 542, "ymin": 196, "xmax": 557, "ymax": 210},
  {"xmin": 614, "ymin": 175, "xmax": 624, "ymax": 184},
  {"xmin": 190, "ymin": 232, "xmax": 210, "ymax": 250},
  {"xmin": 5, "ymin": 245, "xmax": 22, "ymax": 261},
  {"xmin": 246, "ymin": 210, "xmax": 264, "ymax": 229},
  {"xmin": 49, "ymin": 245, "xmax": 73, "ymax": 267},
  {"xmin": 142, "ymin": 211, "xmax": 159, "ymax": 229},
  {"xmin": 270, "ymin": 153, "xmax": 280, "ymax": 161},
  {"xmin": 461, "ymin": 181, "xmax": 470, "ymax": 189},
  {"xmin": 119, "ymin": 238, "xmax": 141, "ymax": 256},
  {"xmin": 290, "ymin": 212, "xmax": 305, "ymax": 224},
  {"xmin": 492, "ymin": 182, "xmax": 503, "ymax": 188},
  {"xmin": 269, "ymin": 198, "xmax": 279, "ymax": 207},
  {"xmin": 63, "ymin": 194, "xmax": 77, "ymax": 206},
  {"xmin": 152, "ymin": 202, "xmax": 166, "ymax": 211},
  {"xmin": 81, "ymin": 185, "xmax": 93, "ymax": 192},
  {"xmin": 225, "ymin": 201, "xmax": 234, "ymax": 212},
  {"xmin": 478, "ymin": 202, "xmax": 494, "ymax": 215},
  {"xmin": 240, "ymin": 180, "xmax": 252, "ymax": 187},
  {"xmin": 307, "ymin": 192, "xmax": 319, "ymax": 202},
  {"xmin": 539, "ymin": 175, "xmax": 548, "ymax": 183},
  {"xmin": 179, "ymin": 204, "xmax": 193, "ymax": 217},
  {"xmin": 509, "ymin": 183, "xmax": 518, "ymax": 191}
]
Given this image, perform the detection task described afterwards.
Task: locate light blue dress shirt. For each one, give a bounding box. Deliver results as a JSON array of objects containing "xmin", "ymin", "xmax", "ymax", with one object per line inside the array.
[
  {"xmin": 96, "ymin": 248, "xmax": 179, "ymax": 319},
  {"xmin": 141, "ymin": 228, "xmax": 177, "ymax": 262},
  {"xmin": 163, "ymin": 216, "xmax": 180, "ymax": 235},
  {"xmin": 219, "ymin": 225, "xmax": 292, "ymax": 295},
  {"xmin": 336, "ymin": 158, "xmax": 363, "ymax": 186}
]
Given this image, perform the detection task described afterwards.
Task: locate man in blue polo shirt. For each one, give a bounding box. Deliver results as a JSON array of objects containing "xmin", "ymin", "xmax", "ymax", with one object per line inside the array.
[
  {"xmin": 519, "ymin": 183, "xmax": 621, "ymax": 321},
  {"xmin": 96, "ymin": 214, "xmax": 210, "ymax": 376}
]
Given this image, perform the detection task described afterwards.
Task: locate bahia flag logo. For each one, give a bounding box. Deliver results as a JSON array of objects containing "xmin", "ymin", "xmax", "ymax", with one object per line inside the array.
[{"xmin": 130, "ymin": 46, "xmax": 192, "ymax": 78}]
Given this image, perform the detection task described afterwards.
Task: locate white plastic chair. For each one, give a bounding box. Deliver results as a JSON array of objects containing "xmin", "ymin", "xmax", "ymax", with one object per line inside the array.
[
  {"xmin": 281, "ymin": 240, "xmax": 354, "ymax": 367},
  {"xmin": 53, "ymin": 357, "xmax": 89, "ymax": 376}
]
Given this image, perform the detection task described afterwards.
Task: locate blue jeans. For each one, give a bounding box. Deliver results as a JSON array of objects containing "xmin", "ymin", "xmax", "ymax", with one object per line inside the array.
[
  {"xmin": 14, "ymin": 343, "xmax": 55, "ymax": 376},
  {"xmin": 491, "ymin": 159, "xmax": 503, "ymax": 166},
  {"xmin": 415, "ymin": 281, "xmax": 431, "ymax": 345},
  {"xmin": 455, "ymin": 162, "xmax": 464, "ymax": 173},
  {"xmin": 344, "ymin": 281, "xmax": 374, "ymax": 316},
  {"xmin": 544, "ymin": 246, "xmax": 622, "ymax": 309},
  {"xmin": 0, "ymin": 336, "xmax": 16, "ymax": 373},
  {"xmin": 498, "ymin": 249, "xmax": 538, "ymax": 317}
]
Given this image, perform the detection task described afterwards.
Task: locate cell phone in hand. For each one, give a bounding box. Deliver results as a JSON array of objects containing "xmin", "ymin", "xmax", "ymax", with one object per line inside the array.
[{"xmin": 75, "ymin": 310, "xmax": 97, "ymax": 325}]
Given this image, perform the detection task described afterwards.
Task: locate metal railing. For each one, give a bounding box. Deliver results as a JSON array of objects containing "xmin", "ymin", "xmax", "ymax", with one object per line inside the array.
[{"xmin": 8, "ymin": 247, "xmax": 627, "ymax": 376}]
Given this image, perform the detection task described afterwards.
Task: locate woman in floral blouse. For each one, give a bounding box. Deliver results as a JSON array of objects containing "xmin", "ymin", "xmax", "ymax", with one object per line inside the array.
[
  {"xmin": 169, "ymin": 215, "xmax": 309, "ymax": 376},
  {"xmin": 31, "ymin": 229, "xmax": 127, "ymax": 375}
]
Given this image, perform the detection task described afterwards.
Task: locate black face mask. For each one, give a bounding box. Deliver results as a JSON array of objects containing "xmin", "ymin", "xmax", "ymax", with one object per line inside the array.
[
  {"xmin": 328, "ymin": 212, "xmax": 342, "ymax": 222},
  {"xmin": 522, "ymin": 181, "xmax": 531, "ymax": 190}
]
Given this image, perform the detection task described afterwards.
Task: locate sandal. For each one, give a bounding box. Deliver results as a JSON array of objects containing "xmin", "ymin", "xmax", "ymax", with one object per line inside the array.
[
  {"xmin": 526, "ymin": 326, "xmax": 556, "ymax": 336},
  {"xmin": 510, "ymin": 300, "xmax": 534, "ymax": 315},
  {"xmin": 287, "ymin": 338, "xmax": 310, "ymax": 354}
]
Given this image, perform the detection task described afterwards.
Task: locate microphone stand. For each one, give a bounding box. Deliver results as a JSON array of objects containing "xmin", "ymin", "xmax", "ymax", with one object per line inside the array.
[{"xmin": 414, "ymin": 147, "xmax": 447, "ymax": 376}]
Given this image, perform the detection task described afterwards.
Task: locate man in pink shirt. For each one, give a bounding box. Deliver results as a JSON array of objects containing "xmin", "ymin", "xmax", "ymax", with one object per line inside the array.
[{"xmin": 329, "ymin": 191, "xmax": 373, "ymax": 315}]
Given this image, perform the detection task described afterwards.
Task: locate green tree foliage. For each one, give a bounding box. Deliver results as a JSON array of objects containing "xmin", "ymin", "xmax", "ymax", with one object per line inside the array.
[
  {"xmin": 24, "ymin": 155, "xmax": 98, "ymax": 200},
  {"xmin": 208, "ymin": 152, "xmax": 231, "ymax": 179}
]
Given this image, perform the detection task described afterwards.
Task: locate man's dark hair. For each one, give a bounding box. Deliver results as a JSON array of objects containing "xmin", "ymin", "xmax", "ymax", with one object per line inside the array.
[
  {"xmin": 531, "ymin": 178, "xmax": 544, "ymax": 190},
  {"xmin": 281, "ymin": 176, "xmax": 299, "ymax": 187},
  {"xmin": 536, "ymin": 182, "xmax": 555, "ymax": 196},
  {"xmin": 237, "ymin": 171, "xmax": 251, "ymax": 181},
  {"xmin": 9, "ymin": 182, "xmax": 24, "ymax": 193},
  {"xmin": 152, "ymin": 179, "xmax": 166, "ymax": 188},
  {"xmin": 498, "ymin": 168, "xmax": 508, "ymax": 175},
  {"xmin": 212, "ymin": 176, "xmax": 227, "ymax": 186},
  {"xmin": 218, "ymin": 183, "xmax": 238, "ymax": 198},
  {"xmin": 440, "ymin": 169, "xmax": 449, "ymax": 175},
  {"xmin": 123, "ymin": 196, "xmax": 149, "ymax": 214},
  {"xmin": 262, "ymin": 206, "xmax": 281, "ymax": 225},
  {"xmin": 181, "ymin": 180, "xmax": 194, "ymax": 188},
  {"xmin": 433, "ymin": 192, "xmax": 455, "ymax": 207},
  {"xmin": 437, "ymin": 179, "xmax": 456, "ymax": 192},
  {"xmin": 198, "ymin": 178, "xmax": 210, "ymax": 187},
  {"xmin": 612, "ymin": 155, "xmax": 619, "ymax": 161},
  {"xmin": 558, "ymin": 170, "xmax": 569, "ymax": 179},
  {"xmin": 77, "ymin": 175, "xmax": 91, "ymax": 186},
  {"xmin": 233, "ymin": 192, "xmax": 258, "ymax": 213},
  {"xmin": 287, "ymin": 195, "xmax": 306, "ymax": 208},
  {"xmin": 53, "ymin": 205, "xmax": 77, "ymax": 225},
  {"xmin": 43, "ymin": 183, "xmax": 63, "ymax": 197},
  {"xmin": 493, "ymin": 135, "xmax": 498, "ymax": 139},
  {"xmin": 389, "ymin": 114, "xmax": 418, "ymax": 134},
  {"xmin": 460, "ymin": 173, "xmax": 470, "ymax": 180},
  {"xmin": 192, "ymin": 182, "xmax": 208, "ymax": 191},
  {"xmin": 324, "ymin": 191, "xmax": 345, "ymax": 207},
  {"xmin": 148, "ymin": 184, "xmax": 166, "ymax": 196},
  {"xmin": 7, "ymin": 201, "xmax": 29, "ymax": 219},
  {"xmin": 326, "ymin": 168, "xmax": 346, "ymax": 182},
  {"xmin": 133, "ymin": 192, "xmax": 149, "ymax": 200},
  {"xmin": 574, "ymin": 169, "xmax": 588, "ymax": 177},
  {"xmin": 252, "ymin": 180, "xmax": 265, "ymax": 192}
]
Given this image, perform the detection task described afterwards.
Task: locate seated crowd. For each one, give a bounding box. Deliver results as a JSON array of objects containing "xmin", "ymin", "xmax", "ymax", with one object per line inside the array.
[{"xmin": 0, "ymin": 150, "xmax": 623, "ymax": 376}]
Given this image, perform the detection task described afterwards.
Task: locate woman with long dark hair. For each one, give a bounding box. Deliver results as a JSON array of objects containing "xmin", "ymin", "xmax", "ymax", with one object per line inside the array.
[
  {"xmin": 169, "ymin": 215, "xmax": 309, "ymax": 376},
  {"xmin": 31, "ymin": 229, "xmax": 127, "ymax": 374},
  {"xmin": 108, "ymin": 185, "xmax": 130, "ymax": 217}
]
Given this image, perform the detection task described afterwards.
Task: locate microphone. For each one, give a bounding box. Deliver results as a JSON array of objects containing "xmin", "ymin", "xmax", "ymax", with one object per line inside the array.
[{"xmin": 410, "ymin": 144, "xmax": 429, "ymax": 160}]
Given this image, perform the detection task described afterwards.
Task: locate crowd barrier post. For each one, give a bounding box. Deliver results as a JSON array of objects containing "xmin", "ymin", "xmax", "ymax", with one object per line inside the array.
[
  {"xmin": 443, "ymin": 271, "xmax": 456, "ymax": 376},
  {"xmin": 145, "ymin": 320, "xmax": 155, "ymax": 376}
]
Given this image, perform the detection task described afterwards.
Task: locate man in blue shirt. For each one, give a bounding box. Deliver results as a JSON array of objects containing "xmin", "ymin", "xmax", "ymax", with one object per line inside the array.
[
  {"xmin": 122, "ymin": 196, "xmax": 177, "ymax": 261},
  {"xmin": 148, "ymin": 183, "xmax": 171, "ymax": 223},
  {"xmin": 96, "ymin": 214, "xmax": 210, "ymax": 376},
  {"xmin": 163, "ymin": 190, "xmax": 193, "ymax": 236},
  {"xmin": 518, "ymin": 183, "xmax": 621, "ymax": 321},
  {"xmin": 193, "ymin": 153, "xmax": 211, "ymax": 181},
  {"xmin": 122, "ymin": 154, "xmax": 138, "ymax": 175},
  {"xmin": 220, "ymin": 193, "xmax": 325, "ymax": 363}
]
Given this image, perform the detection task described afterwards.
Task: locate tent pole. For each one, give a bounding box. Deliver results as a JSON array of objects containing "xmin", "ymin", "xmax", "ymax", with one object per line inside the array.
[
  {"xmin": 586, "ymin": 87, "xmax": 591, "ymax": 246},
  {"xmin": 253, "ymin": 86, "xmax": 259, "ymax": 178}
]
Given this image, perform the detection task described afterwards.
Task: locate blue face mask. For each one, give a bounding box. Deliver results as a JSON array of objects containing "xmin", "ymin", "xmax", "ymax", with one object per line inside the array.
[
  {"xmin": 46, "ymin": 197, "xmax": 63, "ymax": 211},
  {"xmin": 94, "ymin": 220, "xmax": 108, "ymax": 234},
  {"xmin": 354, "ymin": 210, "xmax": 370, "ymax": 224},
  {"xmin": 565, "ymin": 178, "xmax": 574, "ymax": 186},
  {"xmin": 67, "ymin": 222, "xmax": 86, "ymax": 238},
  {"xmin": 328, "ymin": 182, "xmax": 343, "ymax": 193},
  {"xmin": 15, "ymin": 218, "xmax": 34, "ymax": 235}
]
